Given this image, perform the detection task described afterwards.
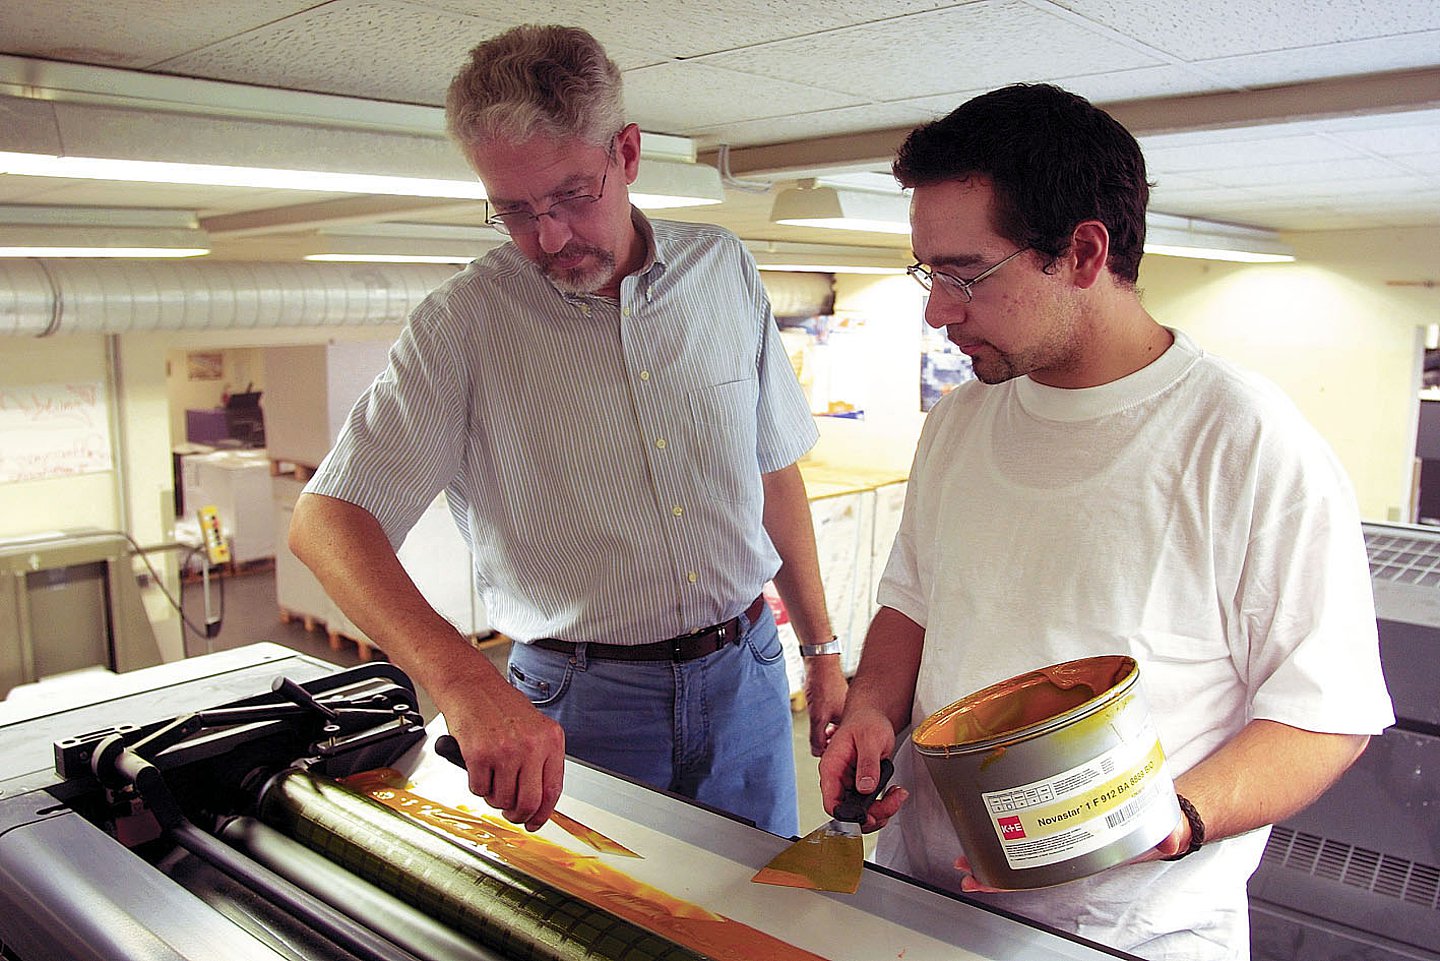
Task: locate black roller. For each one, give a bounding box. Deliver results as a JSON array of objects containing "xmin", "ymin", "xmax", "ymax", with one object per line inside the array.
[{"xmin": 257, "ymin": 768, "xmax": 716, "ymax": 961}]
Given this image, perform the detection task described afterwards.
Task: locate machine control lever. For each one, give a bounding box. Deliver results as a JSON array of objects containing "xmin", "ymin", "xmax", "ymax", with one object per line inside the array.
[{"xmin": 272, "ymin": 675, "xmax": 341, "ymax": 720}]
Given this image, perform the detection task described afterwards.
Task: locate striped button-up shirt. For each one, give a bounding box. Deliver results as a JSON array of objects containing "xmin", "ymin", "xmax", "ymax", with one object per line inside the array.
[{"xmin": 306, "ymin": 211, "xmax": 818, "ymax": 644}]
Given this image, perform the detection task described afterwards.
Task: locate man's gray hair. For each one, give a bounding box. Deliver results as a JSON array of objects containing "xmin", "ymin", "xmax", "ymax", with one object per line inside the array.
[{"xmin": 446, "ymin": 24, "xmax": 625, "ymax": 149}]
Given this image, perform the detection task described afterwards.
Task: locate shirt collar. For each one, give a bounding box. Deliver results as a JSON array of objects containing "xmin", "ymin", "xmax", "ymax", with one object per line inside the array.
[{"xmin": 1014, "ymin": 327, "xmax": 1200, "ymax": 422}]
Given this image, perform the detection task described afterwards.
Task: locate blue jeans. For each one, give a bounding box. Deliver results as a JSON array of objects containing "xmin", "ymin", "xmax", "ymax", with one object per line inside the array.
[{"xmin": 506, "ymin": 606, "xmax": 799, "ymax": 837}]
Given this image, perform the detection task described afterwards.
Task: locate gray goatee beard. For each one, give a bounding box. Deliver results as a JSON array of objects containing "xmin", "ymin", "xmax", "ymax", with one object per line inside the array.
[{"xmin": 542, "ymin": 244, "xmax": 616, "ymax": 294}]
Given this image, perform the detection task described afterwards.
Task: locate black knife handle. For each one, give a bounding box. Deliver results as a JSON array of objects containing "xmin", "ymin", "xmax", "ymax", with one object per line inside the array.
[
  {"xmin": 434, "ymin": 733, "xmax": 466, "ymax": 769},
  {"xmin": 833, "ymin": 757, "xmax": 894, "ymax": 825}
]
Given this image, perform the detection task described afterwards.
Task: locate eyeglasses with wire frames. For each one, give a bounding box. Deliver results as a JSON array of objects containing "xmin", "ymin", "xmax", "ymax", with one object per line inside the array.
[
  {"xmin": 907, "ymin": 247, "xmax": 1031, "ymax": 303},
  {"xmin": 483, "ymin": 137, "xmax": 617, "ymax": 237}
]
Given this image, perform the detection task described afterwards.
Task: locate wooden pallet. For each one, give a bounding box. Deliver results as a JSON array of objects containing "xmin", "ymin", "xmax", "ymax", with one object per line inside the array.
[
  {"xmin": 327, "ymin": 628, "xmax": 385, "ymax": 662},
  {"xmin": 278, "ymin": 607, "xmax": 326, "ymax": 634},
  {"xmin": 282, "ymin": 607, "xmax": 502, "ymax": 664}
]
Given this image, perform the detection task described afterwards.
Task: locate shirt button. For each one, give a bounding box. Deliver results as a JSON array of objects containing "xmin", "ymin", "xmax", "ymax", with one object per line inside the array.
[
  {"xmin": 623, "ymin": 307, "xmax": 631, "ymax": 317},
  {"xmin": 639, "ymin": 370, "xmax": 651, "ymax": 381},
  {"xmin": 655, "ymin": 438, "xmax": 667, "ymax": 449},
  {"xmin": 672, "ymin": 505, "xmax": 684, "ymax": 516},
  {"xmin": 687, "ymin": 571, "xmax": 698, "ymax": 583}
]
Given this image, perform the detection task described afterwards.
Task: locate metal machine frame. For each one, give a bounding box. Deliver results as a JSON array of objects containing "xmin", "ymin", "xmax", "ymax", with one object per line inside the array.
[
  {"xmin": 0, "ymin": 529, "xmax": 163, "ymax": 698},
  {"xmin": 0, "ymin": 643, "xmax": 1138, "ymax": 961},
  {"xmin": 1248, "ymin": 521, "xmax": 1440, "ymax": 961}
]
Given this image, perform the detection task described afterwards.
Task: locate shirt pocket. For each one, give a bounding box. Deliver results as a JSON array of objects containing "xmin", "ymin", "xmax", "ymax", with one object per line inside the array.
[{"xmin": 688, "ymin": 378, "xmax": 758, "ymax": 505}]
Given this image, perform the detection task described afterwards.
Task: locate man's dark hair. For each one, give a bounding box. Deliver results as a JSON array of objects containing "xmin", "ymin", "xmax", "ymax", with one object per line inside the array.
[{"xmin": 893, "ymin": 84, "xmax": 1150, "ymax": 284}]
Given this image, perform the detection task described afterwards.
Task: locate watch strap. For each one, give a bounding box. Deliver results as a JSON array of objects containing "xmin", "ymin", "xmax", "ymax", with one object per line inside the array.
[{"xmin": 800, "ymin": 636, "xmax": 842, "ymax": 657}]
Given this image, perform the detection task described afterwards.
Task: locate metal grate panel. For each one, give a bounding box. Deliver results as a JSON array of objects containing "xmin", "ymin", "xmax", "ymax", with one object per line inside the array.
[
  {"xmin": 1365, "ymin": 529, "xmax": 1440, "ymax": 586},
  {"xmin": 1264, "ymin": 825, "xmax": 1440, "ymax": 910}
]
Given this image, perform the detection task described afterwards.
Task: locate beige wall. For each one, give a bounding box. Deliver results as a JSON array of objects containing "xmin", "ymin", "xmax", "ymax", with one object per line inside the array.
[{"xmin": 1139, "ymin": 226, "xmax": 1438, "ymax": 522}]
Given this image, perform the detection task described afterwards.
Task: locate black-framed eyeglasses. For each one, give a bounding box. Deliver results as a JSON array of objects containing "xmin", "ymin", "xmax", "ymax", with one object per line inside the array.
[
  {"xmin": 907, "ymin": 247, "xmax": 1030, "ymax": 303},
  {"xmin": 483, "ymin": 137, "xmax": 616, "ymax": 237}
]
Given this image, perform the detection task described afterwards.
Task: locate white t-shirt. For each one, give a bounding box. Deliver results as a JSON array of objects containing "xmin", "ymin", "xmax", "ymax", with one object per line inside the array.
[{"xmin": 875, "ymin": 329, "xmax": 1394, "ymax": 961}]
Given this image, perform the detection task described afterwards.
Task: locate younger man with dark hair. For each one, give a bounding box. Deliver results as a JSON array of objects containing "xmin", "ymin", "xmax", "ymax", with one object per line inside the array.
[{"xmin": 821, "ymin": 84, "xmax": 1392, "ymax": 960}]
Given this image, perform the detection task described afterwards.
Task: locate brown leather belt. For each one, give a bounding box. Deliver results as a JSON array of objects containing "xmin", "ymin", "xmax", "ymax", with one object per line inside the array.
[{"xmin": 530, "ymin": 595, "xmax": 767, "ymax": 662}]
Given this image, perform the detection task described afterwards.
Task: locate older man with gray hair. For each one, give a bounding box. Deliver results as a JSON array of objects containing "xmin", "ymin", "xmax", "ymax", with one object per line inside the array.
[{"xmin": 290, "ymin": 24, "xmax": 844, "ymax": 837}]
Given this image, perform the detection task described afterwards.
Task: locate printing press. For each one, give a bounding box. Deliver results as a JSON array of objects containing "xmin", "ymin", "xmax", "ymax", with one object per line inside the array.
[{"xmin": 0, "ymin": 643, "xmax": 1134, "ymax": 961}]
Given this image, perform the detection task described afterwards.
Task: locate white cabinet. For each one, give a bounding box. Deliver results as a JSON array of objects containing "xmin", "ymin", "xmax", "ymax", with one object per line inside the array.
[
  {"xmin": 188, "ymin": 450, "xmax": 274, "ymax": 564},
  {"xmin": 271, "ymin": 476, "xmax": 329, "ymax": 627}
]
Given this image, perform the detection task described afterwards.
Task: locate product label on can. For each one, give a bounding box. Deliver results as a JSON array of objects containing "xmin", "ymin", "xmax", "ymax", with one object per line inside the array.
[{"xmin": 981, "ymin": 726, "xmax": 1170, "ymax": 870}]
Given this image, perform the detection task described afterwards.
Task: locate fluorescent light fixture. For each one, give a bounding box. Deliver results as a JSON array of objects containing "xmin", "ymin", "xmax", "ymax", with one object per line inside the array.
[
  {"xmin": 304, "ymin": 253, "xmax": 471, "ymax": 264},
  {"xmin": 1143, "ymin": 213, "xmax": 1294, "ymax": 263},
  {"xmin": 0, "ymin": 206, "xmax": 210, "ymax": 258},
  {"xmin": 0, "ymin": 151, "xmax": 490, "ymax": 200},
  {"xmin": 631, "ymin": 158, "xmax": 724, "ymax": 209},
  {"xmin": 771, "ymin": 180, "xmax": 911, "ymax": 235},
  {"xmin": 298, "ymin": 223, "xmax": 502, "ymax": 265},
  {"xmin": 756, "ymin": 264, "xmax": 905, "ymax": 274},
  {"xmin": 0, "ymin": 246, "xmax": 208, "ymax": 258},
  {"xmin": 747, "ymin": 239, "xmax": 910, "ymax": 275},
  {"xmin": 0, "ymin": 151, "xmax": 723, "ymax": 209},
  {"xmin": 767, "ymin": 180, "xmax": 1296, "ymax": 264}
]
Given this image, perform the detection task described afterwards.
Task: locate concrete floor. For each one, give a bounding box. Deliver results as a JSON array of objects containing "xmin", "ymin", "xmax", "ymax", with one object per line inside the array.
[{"xmin": 180, "ymin": 566, "xmax": 832, "ymax": 835}]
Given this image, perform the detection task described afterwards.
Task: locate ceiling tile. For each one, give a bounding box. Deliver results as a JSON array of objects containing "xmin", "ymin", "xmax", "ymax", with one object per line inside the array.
[
  {"xmin": 625, "ymin": 61, "xmax": 863, "ymax": 135},
  {"xmin": 420, "ymin": 0, "xmax": 957, "ymax": 63},
  {"xmin": 1049, "ymin": 0, "xmax": 1440, "ymax": 60},
  {"xmin": 681, "ymin": 101, "xmax": 936, "ymax": 149},
  {"xmin": 0, "ymin": 1, "xmax": 319, "ymax": 68},
  {"xmin": 694, "ymin": 0, "xmax": 1163, "ymax": 101},
  {"xmin": 1140, "ymin": 133, "xmax": 1368, "ymax": 172},
  {"xmin": 1324, "ymin": 114, "xmax": 1440, "ymax": 157},
  {"xmin": 896, "ymin": 64, "xmax": 1228, "ymax": 120},
  {"xmin": 157, "ymin": 0, "xmax": 509, "ymax": 104},
  {"xmin": 1190, "ymin": 32, "xmax": 1440, "ymax": 88},
  {"xmin": 1201, "ymin": 156, "xmax": 1417, "ymax": 188}
]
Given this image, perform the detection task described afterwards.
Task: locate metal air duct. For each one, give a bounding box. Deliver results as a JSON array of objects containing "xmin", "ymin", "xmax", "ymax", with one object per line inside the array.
[{"xmin": 0, "ymin": 259, "xmax": 460, "ymax": 337}]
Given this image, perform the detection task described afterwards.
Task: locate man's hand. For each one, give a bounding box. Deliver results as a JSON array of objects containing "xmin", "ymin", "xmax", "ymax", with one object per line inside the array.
[
  {"xmin": 819, "ymin": 706, "xmax": 908, "ymax": 831},
  {"xmin": 440, "ymin": 675, "xmax": 566, "ymax": 831},
  {"xmin": 803, "ymin": 654, "xmax": 848, "ymax": 756}
]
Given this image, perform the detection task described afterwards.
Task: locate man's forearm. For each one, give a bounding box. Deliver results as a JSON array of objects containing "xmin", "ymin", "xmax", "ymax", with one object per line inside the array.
[
  {"xmin": 1172, "ymin": 719, "xmax": 1369, "ymax": 846},
  {"xmin": 843, "ymin": 606, "xmax": 926, "ymax": 731},
  {"xmin": 760, "ymin": 463, "xmax": 834, "ymax": 647}
]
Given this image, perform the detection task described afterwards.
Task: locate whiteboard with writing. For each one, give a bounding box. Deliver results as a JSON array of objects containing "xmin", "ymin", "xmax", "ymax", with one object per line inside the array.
[{"xmin": 0, "ymin": 382, "xmax": 114, "ymax": 483}]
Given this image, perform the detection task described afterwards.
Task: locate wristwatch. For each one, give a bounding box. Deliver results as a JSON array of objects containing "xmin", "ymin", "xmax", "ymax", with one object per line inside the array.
[{"xmin": 800, "ymin": 635, "xmax": 842, "ymax": 657}]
